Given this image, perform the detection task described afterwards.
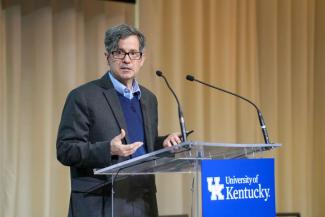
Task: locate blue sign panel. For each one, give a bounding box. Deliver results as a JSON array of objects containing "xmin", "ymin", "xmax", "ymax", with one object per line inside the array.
[{"xmin": 201, "ymin": 159, "xmax": 275, "ymax": 217}]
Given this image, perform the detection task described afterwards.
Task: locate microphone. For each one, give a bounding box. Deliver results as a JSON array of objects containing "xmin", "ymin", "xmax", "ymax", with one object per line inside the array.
[
  {"xmin": 186, "ymin": 74, "xmax": 271, "ymax": 144},
  {"xmin": 156, "ymin": 70, "xmax": 187, "ymax": 142}
]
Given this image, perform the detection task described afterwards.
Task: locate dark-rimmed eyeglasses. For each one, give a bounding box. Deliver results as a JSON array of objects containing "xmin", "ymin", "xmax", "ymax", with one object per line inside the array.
[{"xmin": 111, "ymin": 50, "xmax": 143, "ymax": 60}]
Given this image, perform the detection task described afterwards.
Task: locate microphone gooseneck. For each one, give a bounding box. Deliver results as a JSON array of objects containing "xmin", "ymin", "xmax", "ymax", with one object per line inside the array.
[
  {"xmin": 186, "ymin": 74, "xmax": 270, "ymax": 144},
  {"xmin": 156, "ymin": 70, "xmax": 187, "ymax": 142}
]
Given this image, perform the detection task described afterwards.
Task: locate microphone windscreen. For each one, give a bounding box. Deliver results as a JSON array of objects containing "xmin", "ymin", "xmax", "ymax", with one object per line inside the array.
[
  {"xmin": 186, "ymin": 75, "xmax": 195, "ymax": 81},
  {"xmin": 156, "ymin": 70, "xmax": 163, "ymax": 77}
]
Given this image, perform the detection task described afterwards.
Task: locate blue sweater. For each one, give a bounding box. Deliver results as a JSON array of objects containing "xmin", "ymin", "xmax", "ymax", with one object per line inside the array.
[{"xmin": 117, "ymin": 93, "xmax": 147, "ymax": 158}]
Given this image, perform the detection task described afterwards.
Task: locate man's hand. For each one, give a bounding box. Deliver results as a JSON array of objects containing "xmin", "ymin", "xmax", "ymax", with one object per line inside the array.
[
  {"xmin": 163, "ymin": 132, "xmax": 182, "ymax": 148},
  {"xmin": 110, "ymin": 129, "xmax": 143, "ymax": 157}
]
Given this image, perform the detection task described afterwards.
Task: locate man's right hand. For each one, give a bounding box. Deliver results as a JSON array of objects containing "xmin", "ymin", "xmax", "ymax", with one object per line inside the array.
[{"xmin": 110, "ymin": 129, "xmax": 143, "ymax": 157}]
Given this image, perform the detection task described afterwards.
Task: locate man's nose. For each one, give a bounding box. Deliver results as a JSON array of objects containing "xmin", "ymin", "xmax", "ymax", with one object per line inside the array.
[{"xmin": 122, "ymin": 53, "xmax": 131, "ymax": 63}]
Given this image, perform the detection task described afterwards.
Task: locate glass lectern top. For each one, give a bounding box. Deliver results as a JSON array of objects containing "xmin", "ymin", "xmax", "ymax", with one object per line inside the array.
[{"xmin": 94, "ymin": 141, "xmax": 280, "ymax": 175}]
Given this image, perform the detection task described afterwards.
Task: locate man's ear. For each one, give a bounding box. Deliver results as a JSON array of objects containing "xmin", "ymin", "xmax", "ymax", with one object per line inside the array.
[
  {"xmin": 105, "ymin": 52, "xmax": 111, "ymax": 67},
  {"xmin": 140, "ymin": 52, "xmax": 146, "ymax": 66},
  {"xmin": 105, "ymin": 52, "xmax": 111, "ymax": 70},
  {"xmin": 104, "ymin": 52, "xmax": 109, "ymax": 61}
]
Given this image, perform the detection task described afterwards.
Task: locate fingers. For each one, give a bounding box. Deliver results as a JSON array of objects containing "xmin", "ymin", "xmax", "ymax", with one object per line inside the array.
[
  {"xmin": 110, "ymin": 131, "xmax": 144, "ymax": 157},
  {"xmin": 118, "ymin": 142, "xmax": 143, "ymax": 157},
  {"xmin": 121, "ymin": 142, "xmax": 143, "ymax": 152},
  {"xmin": 163, "ymin": 133, "xmax": 182, "ymax": 148}
]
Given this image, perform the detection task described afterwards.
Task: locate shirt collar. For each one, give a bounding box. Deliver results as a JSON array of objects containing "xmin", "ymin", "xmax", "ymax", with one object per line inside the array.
[{"xmin": 108, "ymin": 72, "xmax": 141, "ymax": 100}]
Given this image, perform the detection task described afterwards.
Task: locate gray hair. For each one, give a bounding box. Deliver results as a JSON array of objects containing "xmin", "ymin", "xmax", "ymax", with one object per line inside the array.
[{"xmin": 104, "ymin": 24, "xmax": 146, "ymax": 53}]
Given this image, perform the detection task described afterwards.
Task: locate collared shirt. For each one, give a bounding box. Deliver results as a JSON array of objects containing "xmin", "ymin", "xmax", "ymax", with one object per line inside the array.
[{"xmin": 108, "ymin": 72, "xmax": 141, "ymax": 100}]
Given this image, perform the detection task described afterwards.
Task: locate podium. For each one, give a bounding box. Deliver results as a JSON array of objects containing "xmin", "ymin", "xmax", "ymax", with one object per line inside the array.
[{"xmin": 94, "ymin": 141, "xmax": 280, "ymax": 217}]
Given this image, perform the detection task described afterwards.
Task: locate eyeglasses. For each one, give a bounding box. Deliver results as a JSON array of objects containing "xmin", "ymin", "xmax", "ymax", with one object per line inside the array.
[{"xmin": 111, "ymin": 50, "xmax": 143, "ymax": 60}]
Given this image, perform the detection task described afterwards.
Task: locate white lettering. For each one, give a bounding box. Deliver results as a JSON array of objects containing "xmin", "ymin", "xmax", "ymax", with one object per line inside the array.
[
  {"xmin": 225, "ymin": 184, "xmax": 271, "ymax": 202},
  {"xmin": 225, "ymin": 175, "xmax": 258, "ymax": 186},
  {"xmin": 226, "ymin": 187, "xmax": 234, "ymax": 199},
  {"xmin": 209, "ymin": 175, "xmax": 271, "ymax": 203}
]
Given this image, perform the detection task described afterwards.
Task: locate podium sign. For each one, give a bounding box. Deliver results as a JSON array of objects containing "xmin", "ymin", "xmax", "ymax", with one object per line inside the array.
[{"xmin": 201, "ymin": 159, "xmax": 275, "ymax": 217}]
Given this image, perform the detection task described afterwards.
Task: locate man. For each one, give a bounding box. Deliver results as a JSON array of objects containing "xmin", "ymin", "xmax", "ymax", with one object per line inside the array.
[{"xmin": 56, "ymin": 24, "xmax": 181, "ymax": 217}]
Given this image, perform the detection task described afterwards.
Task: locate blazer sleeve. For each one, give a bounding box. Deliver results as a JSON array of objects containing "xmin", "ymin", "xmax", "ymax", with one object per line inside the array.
[{"xmin": 56, "ymin": 89, "xmax": 111, "ymax": 169}]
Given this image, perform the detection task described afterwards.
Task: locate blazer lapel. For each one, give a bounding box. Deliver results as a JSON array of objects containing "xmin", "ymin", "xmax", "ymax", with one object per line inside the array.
[
  {"xmin": 99, "ymin": 74, "xmax": 130, "ymax": 144},
  {"xmin": 140, "ymin": 94, "xmax": 154, "ymax": 153}
]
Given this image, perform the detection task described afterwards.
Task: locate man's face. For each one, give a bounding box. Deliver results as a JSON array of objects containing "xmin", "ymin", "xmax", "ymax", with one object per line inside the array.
[{"xmin": 106, "ymin": 35, "xmax": 145, "ymax": 88}]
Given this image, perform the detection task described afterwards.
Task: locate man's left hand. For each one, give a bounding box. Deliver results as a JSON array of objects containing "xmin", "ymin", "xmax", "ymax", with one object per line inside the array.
[{"xmin": 163, "ymin": 133, "xmax": 182, "ymax": 147}]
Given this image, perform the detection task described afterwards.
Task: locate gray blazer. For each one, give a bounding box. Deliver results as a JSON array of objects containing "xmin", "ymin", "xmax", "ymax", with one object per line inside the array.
[{"xmin": 56, "ymin": 74, "xmax": 163, "ymax": 216}]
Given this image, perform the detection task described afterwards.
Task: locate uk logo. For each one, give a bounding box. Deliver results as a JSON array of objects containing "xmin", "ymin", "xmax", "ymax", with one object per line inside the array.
[{"xmin": 207, "ymin": 177, "xmax": 225, "ymax": 200}]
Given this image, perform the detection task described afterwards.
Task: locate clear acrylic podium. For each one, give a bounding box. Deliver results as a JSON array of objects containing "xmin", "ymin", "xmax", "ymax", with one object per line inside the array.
[{"xmin": 94, "ymin": 141, "xmax": 281, "ymax": 217}]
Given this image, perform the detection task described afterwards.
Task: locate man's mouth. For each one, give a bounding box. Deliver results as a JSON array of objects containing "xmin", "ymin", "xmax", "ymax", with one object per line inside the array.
[{"xmin": 120, "ymin": 66, "xmax": 132, "ymax": 71}]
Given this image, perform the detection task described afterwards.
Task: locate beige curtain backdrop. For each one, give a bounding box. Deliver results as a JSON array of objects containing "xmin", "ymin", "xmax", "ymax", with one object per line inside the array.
[{"xmin": 1, "ymin": 0, "xmax": 324, "ymax": 217}]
